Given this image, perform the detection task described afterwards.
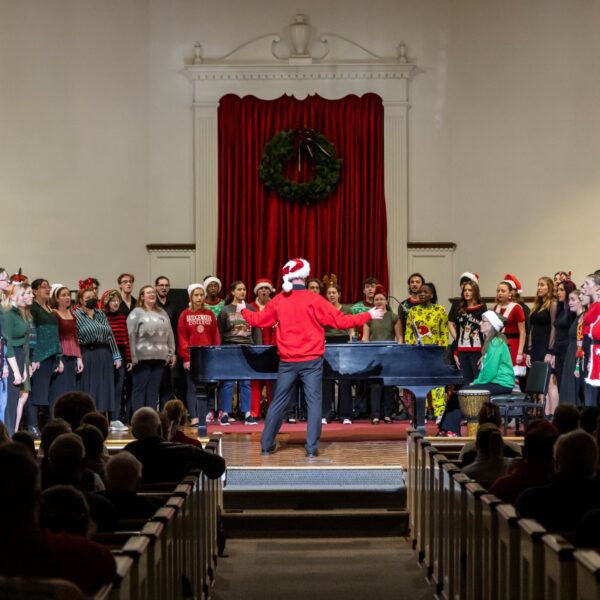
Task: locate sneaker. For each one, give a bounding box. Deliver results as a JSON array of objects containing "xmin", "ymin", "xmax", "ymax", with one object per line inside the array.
[
  {"xmin": 219, "ymin": 413, "xmax": 230, "ymax": 426},
  {"xmin": 321, "ymin": 418, "xmax": 328, "ymax": 425},
  {"xmin": 245, "ymin": 416, "xmax": 258, "ymax": 425},
  {"xmin": 287, "ymin": 417, "xmax": 297, "ymax": 424},
  {"xmin": 342, "ymin": 418, "xmax": 353, "ymax": 425},
  {"xmin": 206, "ymin": 411, "xmax": 215, "ymax": 423},
  {"xmin": 109, "ymin": 420, "xmax": 128, "ymax": 432},
  {"xmin": 228, "ymin": 415, "xmax": 237, "ymax": 423}
]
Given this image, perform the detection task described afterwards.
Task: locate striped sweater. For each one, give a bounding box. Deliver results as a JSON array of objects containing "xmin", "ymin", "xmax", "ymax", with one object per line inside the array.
[
  {"xmin": 105, "ymin": 311, "xmax": 132, "ymax": 363},
  {"xmin": 74, "ymin": 308, "xmax": 121, "ymax": 361}
]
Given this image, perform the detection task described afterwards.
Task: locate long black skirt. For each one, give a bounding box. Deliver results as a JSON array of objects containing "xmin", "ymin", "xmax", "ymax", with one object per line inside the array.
[
  {"xmin": 49, "ymin": 355, "xmax": 78, "ymax": 407},
  {"xmin": 29, "ymin": 355, "xmax": 56, "ymax": 407},
  {"xmin": 78, "ymin": 345, "xmax": 115, "ymax": 412}
]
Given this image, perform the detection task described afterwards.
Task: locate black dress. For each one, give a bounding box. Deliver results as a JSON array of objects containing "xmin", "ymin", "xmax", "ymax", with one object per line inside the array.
[
  {"xmin": 529, "ymin": 308, "xmax": 552, "ymax": 363},
  {"xmin": 553, "ymin": 304, "xmax": 576, "ymax": 388},
  {"xmin": 559, "ymin": 315, "xmax": 583, "ymax": 405}
]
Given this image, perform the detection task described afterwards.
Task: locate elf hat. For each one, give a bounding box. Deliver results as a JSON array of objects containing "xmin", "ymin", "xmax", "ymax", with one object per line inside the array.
[
  {"xmin": 281, "ymin": 258, "xmax": 311, "ymax": 292},
  {"xmin": 254, "ymin": 278, "xmax": 275, "ymax": 295}
]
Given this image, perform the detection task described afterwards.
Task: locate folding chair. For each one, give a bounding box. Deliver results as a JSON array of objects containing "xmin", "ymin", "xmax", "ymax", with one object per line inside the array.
[{"xmin": 491, "ymin": 361, "xmax": 550, "ymax": 434}]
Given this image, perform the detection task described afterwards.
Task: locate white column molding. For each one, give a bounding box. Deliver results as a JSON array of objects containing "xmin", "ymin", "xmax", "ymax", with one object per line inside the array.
[
  {"xmin": 193, "ymin": 102, "xmax": 219, "ymax": 279},
  {"xmin": 384, "ymin": 102, "xmax": 409, "ymax": 303},
  {"xmin": 182, "ymin": 19, "xmax": 418, "ymax": 289}
]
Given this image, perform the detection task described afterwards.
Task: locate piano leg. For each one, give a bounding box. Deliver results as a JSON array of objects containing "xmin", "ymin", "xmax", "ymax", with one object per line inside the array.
[
  {"xmin": 408, "ymin": 386, "xmax": 432, "ymax": 435},
  {"xmin": 196, "ymin": 384, "xmax": 208, "ymax": 437}
]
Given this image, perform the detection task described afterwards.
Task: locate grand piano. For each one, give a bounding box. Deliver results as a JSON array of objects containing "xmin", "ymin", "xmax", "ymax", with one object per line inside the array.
[{"xmin": 191, "ymin": 342, "xmax": 462, "ymax": 433}]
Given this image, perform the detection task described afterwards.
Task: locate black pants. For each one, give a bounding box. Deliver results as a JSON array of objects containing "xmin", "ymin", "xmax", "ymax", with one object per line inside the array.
[
  {"xmin": 370, "ymin": 383, "xmax": 394, "ymax": 419},
  {"xmin": 322, "ymin": 379, "xmax": 353, "ymax": 420},
  {"xmin": 458, "ymin": 351, "xmax": 481, "ymax": 386}
]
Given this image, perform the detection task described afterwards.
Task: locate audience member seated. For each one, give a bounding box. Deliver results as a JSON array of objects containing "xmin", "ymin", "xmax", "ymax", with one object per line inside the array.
[
  {"xmin": 125, "ymin": 408, "xmax": 226, "ymax": 484},
  {"xmin": 164, "ymin": 399, "xmax": 203, "ymax": 447},
  {"xmin": 48, "ymin": 433, "xmax": 118, "ymax": 532},
  {"xmin": 12, "ymin": 430, "xmax": 36, "ymax": 459},
  {"xmin": 579, "ymin": 406, "xmax": 599, "ymax": 435},
  {"xmin": 75, "ymin": 424, "xmax": 107, "ymax": 485},
  {"xmin": 552, "ymin": 404, "xmax": 580, "ymax": 435},
  {"xmin": 515, "ymin": 430, "xmax": 600, "ymax": 533},
  {"xmin": 459, "ymin": 402, "xmax": 522, "ymax": 467},
  {"xmin": 40, "ymin": 418, "xmax": 72, "ymax": 489},
  {"xmin": 99, "ymin": 452, "xmax": 163, "ymax": 520},
  {"xmin": 489, "ymin": 420, "xmax": 558, "ymax": 503},
  {"xmin": 0, "ymin": 444, "xmax": 116, "ymax": 595},
  {"xmin": 40, "ymin": 485, "xmax": 93, "ymax": 537},
  {"xmin": 53, "ymin": 391, "xmax": 95, "ymax": 429},
  {"xmin": 574, "ymin": 507, "xmax": 600, "ymax": 547},
  {"xmin": 461, "ymin": 424, "xmax": 513, "ymax": 488},
  {"xmin": 81, "ymin": 411, "xmax": 110, "ymax": 442}
]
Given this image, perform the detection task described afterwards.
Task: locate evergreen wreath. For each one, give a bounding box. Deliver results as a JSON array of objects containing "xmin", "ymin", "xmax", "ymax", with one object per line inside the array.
[{"xmin": 258, "ymin": 128, "xmax": 342, "ymax": 205}]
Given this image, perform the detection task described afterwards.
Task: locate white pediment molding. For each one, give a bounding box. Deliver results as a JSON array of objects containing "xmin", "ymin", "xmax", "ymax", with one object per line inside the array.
[{"xmin": 182, "ymin": 15, "xmax": 419, "ymax": 301}]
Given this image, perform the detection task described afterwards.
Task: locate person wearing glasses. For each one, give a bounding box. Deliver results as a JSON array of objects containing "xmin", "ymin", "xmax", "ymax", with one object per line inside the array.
[{"xmin": 117, "ymin": 273, "xmax": 136, "ymax": 318}]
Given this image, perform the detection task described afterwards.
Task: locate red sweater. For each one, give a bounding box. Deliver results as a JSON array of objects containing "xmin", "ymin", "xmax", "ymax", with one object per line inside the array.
[
  {"xmin": 178, "ymin": 308, "xmax": 221, "ymax": 363},
  {"xmin": 242, "ymin": 289, "xmax": 371, "ymax": 362},
  {"xmin": 1, "ymin": 519, "xmax": 116, "ymax": 595},
  {"xmin": 105, "ymin": 311, "xmax": 132, "ymax": 362}
]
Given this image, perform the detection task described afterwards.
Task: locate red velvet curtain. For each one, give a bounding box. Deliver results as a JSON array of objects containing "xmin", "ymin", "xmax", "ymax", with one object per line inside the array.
[{"xmin": 217, "ymin": 93, "xmax": 389, "ymax": 302}]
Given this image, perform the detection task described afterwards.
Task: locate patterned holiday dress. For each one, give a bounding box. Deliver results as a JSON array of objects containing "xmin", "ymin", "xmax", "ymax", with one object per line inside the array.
[{"xmin": 405, "ymin": 303, "xmax": 449, "ymax": 417}]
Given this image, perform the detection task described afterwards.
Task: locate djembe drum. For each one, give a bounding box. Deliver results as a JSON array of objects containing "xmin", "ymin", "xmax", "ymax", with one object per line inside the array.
[{"xmin": 458, "ymin": 389, "xmax": 491, "ymax": 437}]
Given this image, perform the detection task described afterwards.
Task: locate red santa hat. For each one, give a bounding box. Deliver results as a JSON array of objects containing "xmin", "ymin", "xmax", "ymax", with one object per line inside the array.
[
  {"xmin": 254, "ymin": 278, "xmax": 275, "ymax": 295},
  {"xmin": 281, "ymin": 258, "xmax": 311, "ymax": 292},
  {"xmin": 460, "ymin": 272, "xmax": 479, "ymax": 284},
  {"xmin": 502, "ymin": 273, "xmax": 523, "ymax": 294}
]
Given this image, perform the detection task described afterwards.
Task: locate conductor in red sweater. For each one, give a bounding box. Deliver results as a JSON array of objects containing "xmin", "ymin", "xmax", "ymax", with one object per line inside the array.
[{"xmin": 238, "ymin": 258, "xmax": 384, "ymax": 457}]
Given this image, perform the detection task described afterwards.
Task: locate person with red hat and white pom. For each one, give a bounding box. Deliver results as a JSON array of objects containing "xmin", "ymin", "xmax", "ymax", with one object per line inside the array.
[
  {"xmin": 237, "ymin": 258, "xmax": 384, "ymax": 457},
  {"xmin": 493, "ymin": 274, "xmax": 527, "ymax": 380}
]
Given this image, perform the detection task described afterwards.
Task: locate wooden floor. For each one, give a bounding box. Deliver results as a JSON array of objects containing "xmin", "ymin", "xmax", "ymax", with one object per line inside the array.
[
  {"xmin": 219, "ymin": 433, "xmax": 407, "ymax": 468},
  {"xmin": 106, "ymin": 426, "xmax": 408, "ymax": 468}
]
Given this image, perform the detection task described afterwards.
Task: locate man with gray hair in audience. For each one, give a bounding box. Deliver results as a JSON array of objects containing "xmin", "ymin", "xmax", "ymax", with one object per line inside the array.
[
  {"xmin": 124, "ymin": 407, "xmax": 226, "ymax": 483},
  {"xmin": 100, "ymin": 452, "xmax": 161, "ymax": 520}
]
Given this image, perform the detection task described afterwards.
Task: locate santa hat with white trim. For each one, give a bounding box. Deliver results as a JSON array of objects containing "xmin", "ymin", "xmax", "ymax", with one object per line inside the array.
[
  {"xmin": 460, "ymin": 272, "xmax": 479, "ymax": 284},
  {"xmin": 254, "ymin": 278, "xmax": 275, "ymax": 295},
  {"xmin": 202, "ymin": 276, "xmax": 222, "ymax": 292},
  {"xmin": 187, "ymin": 283, "xmax": 204, "ymax": 297},
  {"xmin": 281, "ymin": 258, "xmax": 311, "ymax": 292},
  {"xmin": 502, "ymin": 273, "xmax": 523, "ymax": 294}
]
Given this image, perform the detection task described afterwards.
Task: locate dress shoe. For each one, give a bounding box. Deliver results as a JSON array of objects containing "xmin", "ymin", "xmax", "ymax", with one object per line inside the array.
[
  {"xmin": 305, "ymin": 449, "xmax": 319, "ymax": 458},
  {"xmin": 261, "ymin": 444, "xmax": 277, "ymax": 456}
]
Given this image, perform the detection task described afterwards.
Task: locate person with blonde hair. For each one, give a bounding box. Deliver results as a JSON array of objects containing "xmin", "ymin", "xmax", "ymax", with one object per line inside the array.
[
  {"xmin": 127, "ymin": 286, "xmax": 175, "ymax": 413},
  {"xmin": 163, "ymin": 399, "xmax": 202, "ymax": 447},
  {"xmin": 526, "ymin": 276, "xmax": 558, "ymax": 415},
  {"xmin": 4, "ymin": 283, "xmax": 35, "ymax": 435}
]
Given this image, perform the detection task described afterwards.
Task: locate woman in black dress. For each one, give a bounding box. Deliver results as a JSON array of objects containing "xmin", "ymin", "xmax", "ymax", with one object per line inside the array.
[
  {"xmin": 559, "ymin": 289, "xmax": 585, "ymax": 405},
  {"xmin": 525, "ymin": 276, "xmax": 558, "ymax": 415},
  {"xmin": 552, "ymin": 279, "xmax": 577, "ymax": 391}
]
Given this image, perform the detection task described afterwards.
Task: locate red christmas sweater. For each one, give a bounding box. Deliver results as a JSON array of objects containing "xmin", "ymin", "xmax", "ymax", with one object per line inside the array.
[
  {"xmin": 242, "ymin": 289, "xmax": 371, "ymax": 362},
  {"xmin": 177, "ymin": 308, "xmax": 220, "ymax": 363}
]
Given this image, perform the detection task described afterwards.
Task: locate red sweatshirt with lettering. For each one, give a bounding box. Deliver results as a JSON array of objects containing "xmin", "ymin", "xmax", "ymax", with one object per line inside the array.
[
  {"xmin": 242, "ymin": 288, "xmax": 372, "ymax": 362},
  {"xmin": 177, "ymin": 308, "xmax": 221, "ymax": 363}
]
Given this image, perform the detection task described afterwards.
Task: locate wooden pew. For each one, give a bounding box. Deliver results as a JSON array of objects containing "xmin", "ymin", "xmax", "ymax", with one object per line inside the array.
[
  {"xmin": 542, "ymin": 534, "xmax": 576, "ymax": 600},
  {"xmin": 496, "ymin": 504, "xmax": 521, "ymax": 600},
  {"xmin": 519, "ymin": 518, "xmax": 547, "ymax": 600},
  {"xmin": 574, "ymin": 549, "xmax": 600, "ymax": 600},
  {"xmin": 480, "ymin": 494, "xmax": 502, "ymax": 600},
  {"xmin": 465, "ymin": 482, "xmax": 486, "ymax": 600}
]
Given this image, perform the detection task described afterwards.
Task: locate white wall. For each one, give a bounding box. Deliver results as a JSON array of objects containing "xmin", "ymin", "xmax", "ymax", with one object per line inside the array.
[{"xmin": 1, "ymin": 0, "xmax": 598, "ymax": 297}]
